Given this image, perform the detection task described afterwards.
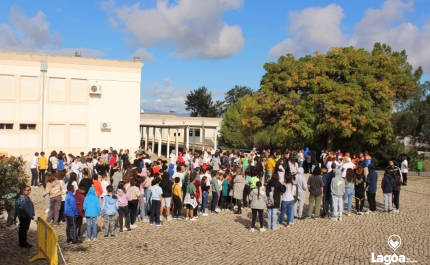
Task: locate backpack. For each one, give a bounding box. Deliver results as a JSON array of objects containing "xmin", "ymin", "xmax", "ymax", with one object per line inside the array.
[{"xmin": 266, "ymin": 186, "xmax": 274, "ymax": 207}]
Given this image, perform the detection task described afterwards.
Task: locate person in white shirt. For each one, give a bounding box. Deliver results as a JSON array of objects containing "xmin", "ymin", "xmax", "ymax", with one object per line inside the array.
[
  {"xmin": 147, "ymin": 145, "xmax": 153, "ymax": 157},
  {"xmin": 341, "ymin": 158, "xmax": 355, "ymax": 178},
  {"xmin": 49, "ymin": 153, "xmax": 58, "ymax": 174},
  {"xmin": 30, "ymin": 152, "xmax": 39, "ymax": 187},
  {"xmin": 298, "ymin": 150, "xmax": 304, "ymax": 168},
  {"xmin": 401, "ymin": 156, "xmax": 409, "ymax": 185},
  {"xmin": 184, "ymin": 151, "xmax": 191, "ymax": 170},
  {"xmin": 71, "ymin": 157, "xmax": 83, "ymax": 182},
  {"xmin": 169, "ymin": 150, "xmax": 177, "ymax": 165},
  {"xmin": 326, "ymin": 159, "xmax": 333, "ymax": 173}
]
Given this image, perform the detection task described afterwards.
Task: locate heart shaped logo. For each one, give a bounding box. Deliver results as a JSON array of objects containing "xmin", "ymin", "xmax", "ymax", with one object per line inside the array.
[{"xmin": 388, "ymin": 235, "xmax": 402, "ymax": 252}]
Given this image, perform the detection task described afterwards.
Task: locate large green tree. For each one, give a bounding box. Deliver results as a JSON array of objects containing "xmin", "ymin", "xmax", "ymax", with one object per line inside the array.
[
  {"xmin": 392, "ymin": 81, "xmax": 430, "ymax": 145},
  {"xmin": 220, "ymin": 43, "xmax": 422, "ymax": 151},
  {"xmin": 185, "ymin": 86, "xmax": 224, "ymax": 117},
  {"xmin": 224, "ymin": 85, "xmax": 254, "ymax": 107}
]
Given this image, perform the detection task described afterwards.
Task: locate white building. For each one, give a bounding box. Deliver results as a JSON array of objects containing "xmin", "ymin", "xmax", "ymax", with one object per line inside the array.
[{"xmin": 0, "ymin": 51, "xmax": 144, "ymax": 157}]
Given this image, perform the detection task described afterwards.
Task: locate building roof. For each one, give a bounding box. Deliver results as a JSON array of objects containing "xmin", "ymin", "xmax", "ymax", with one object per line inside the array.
[{"xmin": 0, "ymin": 51, "xmax": 145, "ymax": 69}]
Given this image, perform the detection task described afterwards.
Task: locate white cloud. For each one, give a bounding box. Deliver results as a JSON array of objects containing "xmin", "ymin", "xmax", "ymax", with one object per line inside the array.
[
  {"xmin": 269, "ymin": 4, "xmax": 345, "ymax": 57},
  {"xmin": 269, "ymin": 0, "xmax": 430, "ymax": 72},
  {"xmin": 140, "ymin": 78, "xmax": 191, "ymax": 113},
  {"xmin": 103, "ymin": 0, "xmax": 245, "ymax": 59},
  {"xmin": 0, "ymin": 7, "xmax": 103, "ymax": 57},
  {"xmin": 133, "ymin": 47, "xmax": 155, "ymax": 62}
]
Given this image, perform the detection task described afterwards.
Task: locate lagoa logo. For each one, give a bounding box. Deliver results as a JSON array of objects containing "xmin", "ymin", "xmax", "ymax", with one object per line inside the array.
[{"xmin": 371, "ymin": 235, "xmax": 418, "ymax": 264}]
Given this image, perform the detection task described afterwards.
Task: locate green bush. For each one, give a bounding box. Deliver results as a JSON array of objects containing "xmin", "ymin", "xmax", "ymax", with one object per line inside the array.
[{"xmin": 0, "ymin": 157, "xmax": 29, "ymax": 213}]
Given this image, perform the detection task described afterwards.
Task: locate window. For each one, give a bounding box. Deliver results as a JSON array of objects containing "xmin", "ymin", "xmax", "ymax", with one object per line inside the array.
[
  {"xmin": 0, "ymin": 123, "xmax": 13, "ymax": 129},
  {"xmin": 48, "ymin": 78, "xmax": 66, "ymax": 102},
  {"xmin": 189, "ymin": 129, "xmax": 200, "ymax": 136},
  {"xmin": 20, "ymin": 124, "xmax": 36, "ymax": 130},
  {"xmin": 20, "ymin": 76, "xmax": 38, "ymax": 100},
  {"xmin": 174, "ymin": 133, "xmax": 181, "ymax": 136},
  {"xmin": 0, "ymin": 75, "xmax": 14, "ymax": 100}
]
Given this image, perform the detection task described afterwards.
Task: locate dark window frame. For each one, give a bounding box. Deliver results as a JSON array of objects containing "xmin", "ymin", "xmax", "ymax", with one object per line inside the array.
[
  {"xmin": 0, "ymin": 123, "xmax": 13, "ymax": 130},
  {"xmin": 19, "ymin": 124, "xmax": 36, "ymax": 130}
]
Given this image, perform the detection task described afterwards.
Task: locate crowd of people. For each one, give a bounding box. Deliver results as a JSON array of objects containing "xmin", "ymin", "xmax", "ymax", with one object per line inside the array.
[{"xmin": 8, "ymin": 146, "xmax": 409, "ymax": 246}]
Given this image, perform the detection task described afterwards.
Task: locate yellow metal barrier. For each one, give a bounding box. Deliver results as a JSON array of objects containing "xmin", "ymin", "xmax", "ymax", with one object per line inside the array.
[{"xmin": 29, "ymin": 217, "xmax": 59, "ymax": 265}]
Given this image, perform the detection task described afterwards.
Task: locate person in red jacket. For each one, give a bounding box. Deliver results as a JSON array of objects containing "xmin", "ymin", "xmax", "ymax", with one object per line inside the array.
[
  {"xmin": 75, "ymin": 184, "xmax": 85, "ymax": 241},
  {"xmin": 178, "ymin": 152, "xmax": 185, "ymax": 164}
]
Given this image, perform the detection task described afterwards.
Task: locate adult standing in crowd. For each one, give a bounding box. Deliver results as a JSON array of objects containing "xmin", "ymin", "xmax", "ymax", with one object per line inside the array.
[
  {"xmin": 294, "ymin": 167, "xmax": 307, "ymax": 219},
  {"xmin": 38, "ymin": 152, "xmax": 48, "ymax": 187},
  {"xmin": 15, "ymin": 185, "xmax": 35, "ymax": 248},
  {"xmin": 49, "ymin": 152, "xmax": 58, "ymax": 175},
  {"xmin": 306, "ymin": 167, "xmax": 324, "ymax": 219},
  {"xmin": 401, "ymin": 155, "xmax": 409, "ymax": 186},
  {"xmin": 233, "ymin": 168, "xmax": 245, "ymax": 214},
  {"xmin": 266, "ymin": 172, "xmax": 286, "ymax": 230},
  {"xmin": 30, "ymin": 152, "xmax": 39, "ymax": 188},
  {"xmin": 366, "ymin": 163, "xmax": 378, "ymax": 214}
]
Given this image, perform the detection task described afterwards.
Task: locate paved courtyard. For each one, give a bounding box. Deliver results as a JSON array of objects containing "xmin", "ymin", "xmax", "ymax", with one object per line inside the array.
[{"xmin": 1, "ymin": 175, "xmax": 429, "ymax": 265}]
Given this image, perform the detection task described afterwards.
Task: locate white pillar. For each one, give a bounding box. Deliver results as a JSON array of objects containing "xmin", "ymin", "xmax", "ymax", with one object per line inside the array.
[
  {"xmin": 158, "ymin": 128, "xmax": 162, "ymax": 156},
  {"xmin": 186, "ymin": 127, "xmax": 190, "ymax": 150},
  {"xmin": 183, "ymin": 128, "xmax": 186, "ymax": 150},
  {"xmin": 167, "ymin": 128, "xmax": 170, "ymax": 157},
  {"xmin": 192, "ymin": 128, "xmax": 196, "ymax": 153},
  {"xmin": 151, "ymin": 127, "xmax": 155, "ymax": 153},
  {"xmin": 214, "ymin": 127, "xmax": 218, "ymax": 151},
  {"xmin": 175, "ymin": 127, "xmax": 179, "ymax": 157},
  {"xmin": 145, "ymin": 127, "xmax": 149, "ymax": 150},
  {"xmin": 201, "ymin": 127, "xmax": 205, "ymax": 150}
]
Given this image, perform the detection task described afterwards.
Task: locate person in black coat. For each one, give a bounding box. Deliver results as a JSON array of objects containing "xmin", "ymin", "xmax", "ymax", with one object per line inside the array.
[{"xmin": 266, "ymin": 172, "xmax": 286, "ymax": 230}]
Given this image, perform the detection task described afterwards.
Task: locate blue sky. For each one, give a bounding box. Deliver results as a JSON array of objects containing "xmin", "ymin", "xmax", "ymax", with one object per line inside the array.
[{"xmin": 1, "ymin": 0, "xmax": 429, "ymax": 113}]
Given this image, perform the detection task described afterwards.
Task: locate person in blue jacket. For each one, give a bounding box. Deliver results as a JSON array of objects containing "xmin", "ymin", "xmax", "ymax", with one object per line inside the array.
[
  {"xmin": 366, "ymin": 163, "xmax": 378, "ymax": 214},
  {"xmin": 14, "ymin": 185, "xmax": 35, "ymax": 248},
  {"xmin": 83, "ymin": 187, "xmax": 100, "ymax": 241},
  {"xmin": 168, "ymin": 163, "xmax": 175, "ymax": 181},
  {"xmin": 102, "ymin": 185, "xmax": 119, "ymax": 238},
  {"xmin": 65, "ymin": 185, "xmax": 81, "ymax": 244}
]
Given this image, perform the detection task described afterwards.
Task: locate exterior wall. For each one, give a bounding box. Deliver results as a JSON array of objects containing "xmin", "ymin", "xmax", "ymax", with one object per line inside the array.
[{"xmin": 0, "ymin": 52, "xmax": 144, "ymax": 158}]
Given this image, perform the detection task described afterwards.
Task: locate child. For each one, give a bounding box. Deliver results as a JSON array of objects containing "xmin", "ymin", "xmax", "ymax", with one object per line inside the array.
[
  {"xmin": 193, "ymin": 175, "xmax": 201, "ymax": 218},
  {"xmin": 185, "ymin": 174, "xmax": 197, "ymax": 221},
  {"xmin": 249, "ymin": 181, "xmax": 266, "ymax": 232},
  {"xmin": 221, "ymin": 175, "xmax": 230, "ymax": 211},
  {"xmin": 102, "ymin": 185, "xmax": 119, "ymax": 238},
  {"xmin": 150, "ymin": 177, "xmax": 163, "ymax": 226},
  {"xmin": 101, "ymin": 174, "xmax": 109, "ymax": 200},
  {"xmin": 172, "ymin": 177, "xmax": 182, "ymax": 219},
  {"xmin": 381, "ymin": 169, "xmax": 395, "ymax": 213},
  {"xmin": 250, "ymin": 175, "xmax": 259, "ymax": 190},
  {"xmin": 65, "ymin": 185, "xmax": 81, "ymax": 244},
  {"xmin": 354, "ymin": 165, "xmax": 366, "ymax": 215},
  {"xmin": 210, "ymin": 172, "xmax": 220, "ymax": 214},
  {"xmin": 330, "ymin": 169, "xmax": 345, "ymax": 221},
  {"xmin": 243, "ymin": 170, "xmax": 252, "ymax": 208},
  {"xmin": 83, "ymin": 187, "xmax": 101, "ymax": 241},
  {"xmin": 92, "ymin": 175, "xmax": 103, "ymax": 197},
  {"xmin": 116, "ymin": 182, "xmax": 131, "ymax": 232},
  {"xmin": 200, "ymin": 176, "xmax": 210, "ymax": 216},
  {"xmin": 75, "ymin": 184, "xmax": 85, "ymax": 241}
]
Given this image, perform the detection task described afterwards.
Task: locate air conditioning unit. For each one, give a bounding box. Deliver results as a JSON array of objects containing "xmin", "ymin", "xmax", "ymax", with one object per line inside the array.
[
  {"xmin": 100, "ymin": 122, "xmax": 111, "ymax": 130},
  {"xmin": 89, "ymin": 83, "xmax": 102, "ymax": 95}
]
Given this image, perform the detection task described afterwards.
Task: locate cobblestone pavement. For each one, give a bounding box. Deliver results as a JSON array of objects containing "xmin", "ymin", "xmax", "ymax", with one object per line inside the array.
[{"xmin": 1, "ymin": 175, "xmax": 429, "ymax": 265}]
